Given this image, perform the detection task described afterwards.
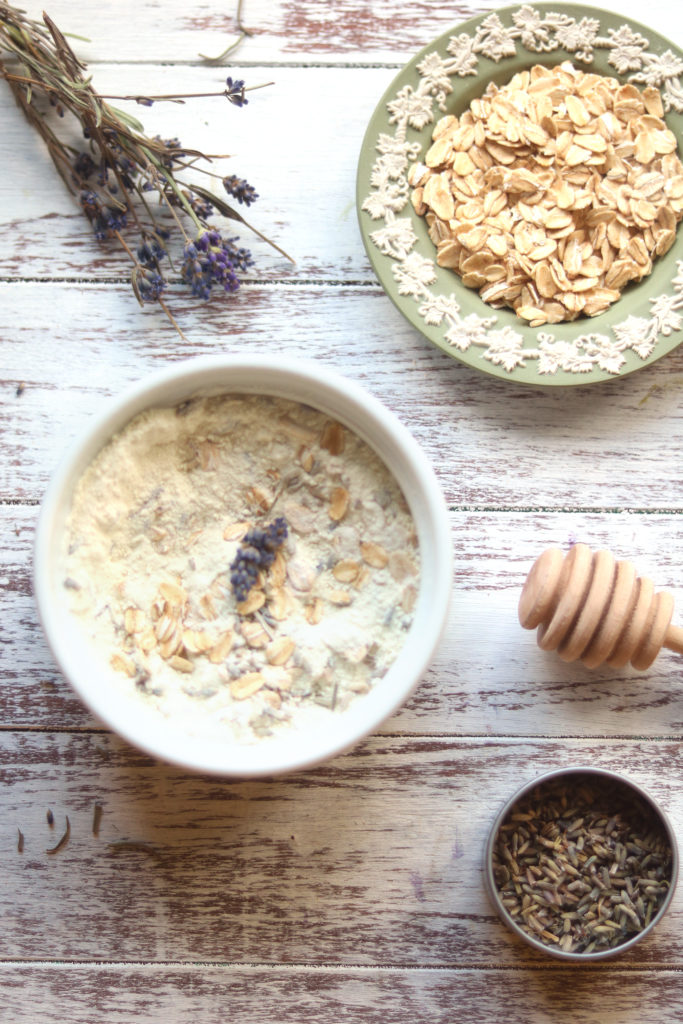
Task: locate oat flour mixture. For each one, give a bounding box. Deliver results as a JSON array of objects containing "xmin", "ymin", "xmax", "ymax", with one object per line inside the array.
[{"xmin": 62, "ymin": 393, "xmax": 420, "ymax": 744}]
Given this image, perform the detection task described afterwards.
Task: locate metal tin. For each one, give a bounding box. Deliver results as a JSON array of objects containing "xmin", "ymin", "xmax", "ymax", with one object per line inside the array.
[{"xmin": 483, "ymin": 766, "xmax": 679, "ymax": 961}]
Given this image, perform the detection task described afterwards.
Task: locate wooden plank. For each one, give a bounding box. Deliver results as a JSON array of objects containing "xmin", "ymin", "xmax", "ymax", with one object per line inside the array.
[
  {"xmin": 10, "ymin": 0, "xmax": 678, "ymax": 64},
  {"xmin": 1, "ymin": 733, "xmax": 682, "ymax": 966},
  {"xmin": 2, "ymin": 964, "xmax": 683, "ymax": 1024},
  {"xmin": 0, "ymin": 0, "xmax": 534, "ymax": 65},
  {"xmin": 2, "ymin": 281, "xmax": 683, "ymax": 506},
  {"xmin": 5, "ymin": 503, "xmax": 683, "ymax": 734}
]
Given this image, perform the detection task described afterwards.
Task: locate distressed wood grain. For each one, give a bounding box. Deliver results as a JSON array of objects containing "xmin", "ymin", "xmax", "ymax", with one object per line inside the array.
[
  {"xmin": 5, "ymin": 504, "xmax": 683, "ymax": 736},
  {"xmin": 10, "ymin": 0, "xmax": 679, "ymax": 63},
  {"xmin": 2, "ymin": 733, "xmax": 682, "ymax": 965},
  {"xmin": 2, "ymin": 284, "xmax": 683, "ymax": 509},
  {"xmin": 2, "ymin": 964, "xmax": 683, "ymax": 1024},
  {"xmin": 3, "ymin": 1, "xmax": 683, "ymax": 1018}
]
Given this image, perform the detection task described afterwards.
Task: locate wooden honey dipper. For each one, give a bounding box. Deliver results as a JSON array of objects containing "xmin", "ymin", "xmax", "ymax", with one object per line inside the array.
[{"xmin": 519, "ymin": 543, "xmax": 683, "ymax": 670}]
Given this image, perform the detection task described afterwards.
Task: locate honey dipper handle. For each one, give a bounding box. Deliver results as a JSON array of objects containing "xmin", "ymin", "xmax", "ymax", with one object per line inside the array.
[{"xmin": 664, "ymin": 623, "xmax": 683, "ymax": 656}]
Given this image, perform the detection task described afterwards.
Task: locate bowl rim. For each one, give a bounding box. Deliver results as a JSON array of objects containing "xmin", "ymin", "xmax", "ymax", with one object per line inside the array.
[
  {"xmin": 33, "ymin": 353, "xmax": 453, "ymax": 777},
  {"xmin": 483, "ymin": 765, "xmax": 679, "ymax": 961}
]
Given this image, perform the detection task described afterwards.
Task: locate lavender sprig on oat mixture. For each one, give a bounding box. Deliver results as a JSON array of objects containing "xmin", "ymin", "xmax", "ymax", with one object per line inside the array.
[
  {"xmin": 230, "ymin": 517, "xmax": 289, "ymax": 603},
  {"xmin": 0, "ymin": 1, "xmax": 291, "ymax": 337}
]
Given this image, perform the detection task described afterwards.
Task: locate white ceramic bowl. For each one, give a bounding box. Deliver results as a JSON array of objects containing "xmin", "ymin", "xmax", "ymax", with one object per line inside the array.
[{"xmin": 34, "ymin": 355, "xmax": 452, "ymax": 777}]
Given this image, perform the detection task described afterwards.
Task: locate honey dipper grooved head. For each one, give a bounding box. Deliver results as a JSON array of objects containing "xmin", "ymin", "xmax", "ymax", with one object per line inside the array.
[{"xmin": 518, "ymin": 544, "xmax": 679, "ymax": 670}]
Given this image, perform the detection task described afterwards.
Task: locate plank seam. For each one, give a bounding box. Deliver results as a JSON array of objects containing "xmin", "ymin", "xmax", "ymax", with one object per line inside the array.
[{"xmin": 0, "ymin": 959, "xmax": 681, "ymax": 972}]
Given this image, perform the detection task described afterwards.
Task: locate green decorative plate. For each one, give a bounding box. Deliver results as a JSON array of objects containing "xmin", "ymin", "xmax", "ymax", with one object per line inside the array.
[{"xmin": 356, "ymin": 3, "xmax": 683, "ymax": 386}]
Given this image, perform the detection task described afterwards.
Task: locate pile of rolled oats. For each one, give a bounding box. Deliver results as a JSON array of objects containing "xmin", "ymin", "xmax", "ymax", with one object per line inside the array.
[
  {"xmin": 62, "ymin": 394, "xmax": 419, "ymax": 744},
  {"xmin": 409, "ymin": 61, "xmax": 683, "ymax": 326}
]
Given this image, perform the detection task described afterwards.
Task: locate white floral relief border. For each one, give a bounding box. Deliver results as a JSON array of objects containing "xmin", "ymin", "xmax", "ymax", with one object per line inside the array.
[{"xmin": 362, "ymin": 5, "xmax": 683, "ymax": 376}]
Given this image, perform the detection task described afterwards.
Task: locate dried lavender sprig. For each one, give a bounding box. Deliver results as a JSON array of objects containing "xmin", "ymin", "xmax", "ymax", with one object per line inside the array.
[
  {"xmin": 83, "ymin": 77, "xmax": 272, "ymax": 108},
  {"xmin": 8, "ymin": 77, "xmax": 271, "ymax": 109},
  {"xmin": 199, "ymin": 0, "xmax": 253, "ymax": 64},
  {"xmin": 0, "ymin": 1, "xmax": 291, "ymax": 336},
  {"xmin": 230, "ymin": 517, "xmax": 289, "ymax": 603},
  {"xmin": 223, "ymin": 174, "xmax": 259, "ymax": 206}
]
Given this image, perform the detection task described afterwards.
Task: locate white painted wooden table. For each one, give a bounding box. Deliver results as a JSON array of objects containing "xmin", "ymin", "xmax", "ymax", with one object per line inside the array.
[{"xmin": 3, "ymin": 1, "xmax": 683, "ymax": 1020}]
